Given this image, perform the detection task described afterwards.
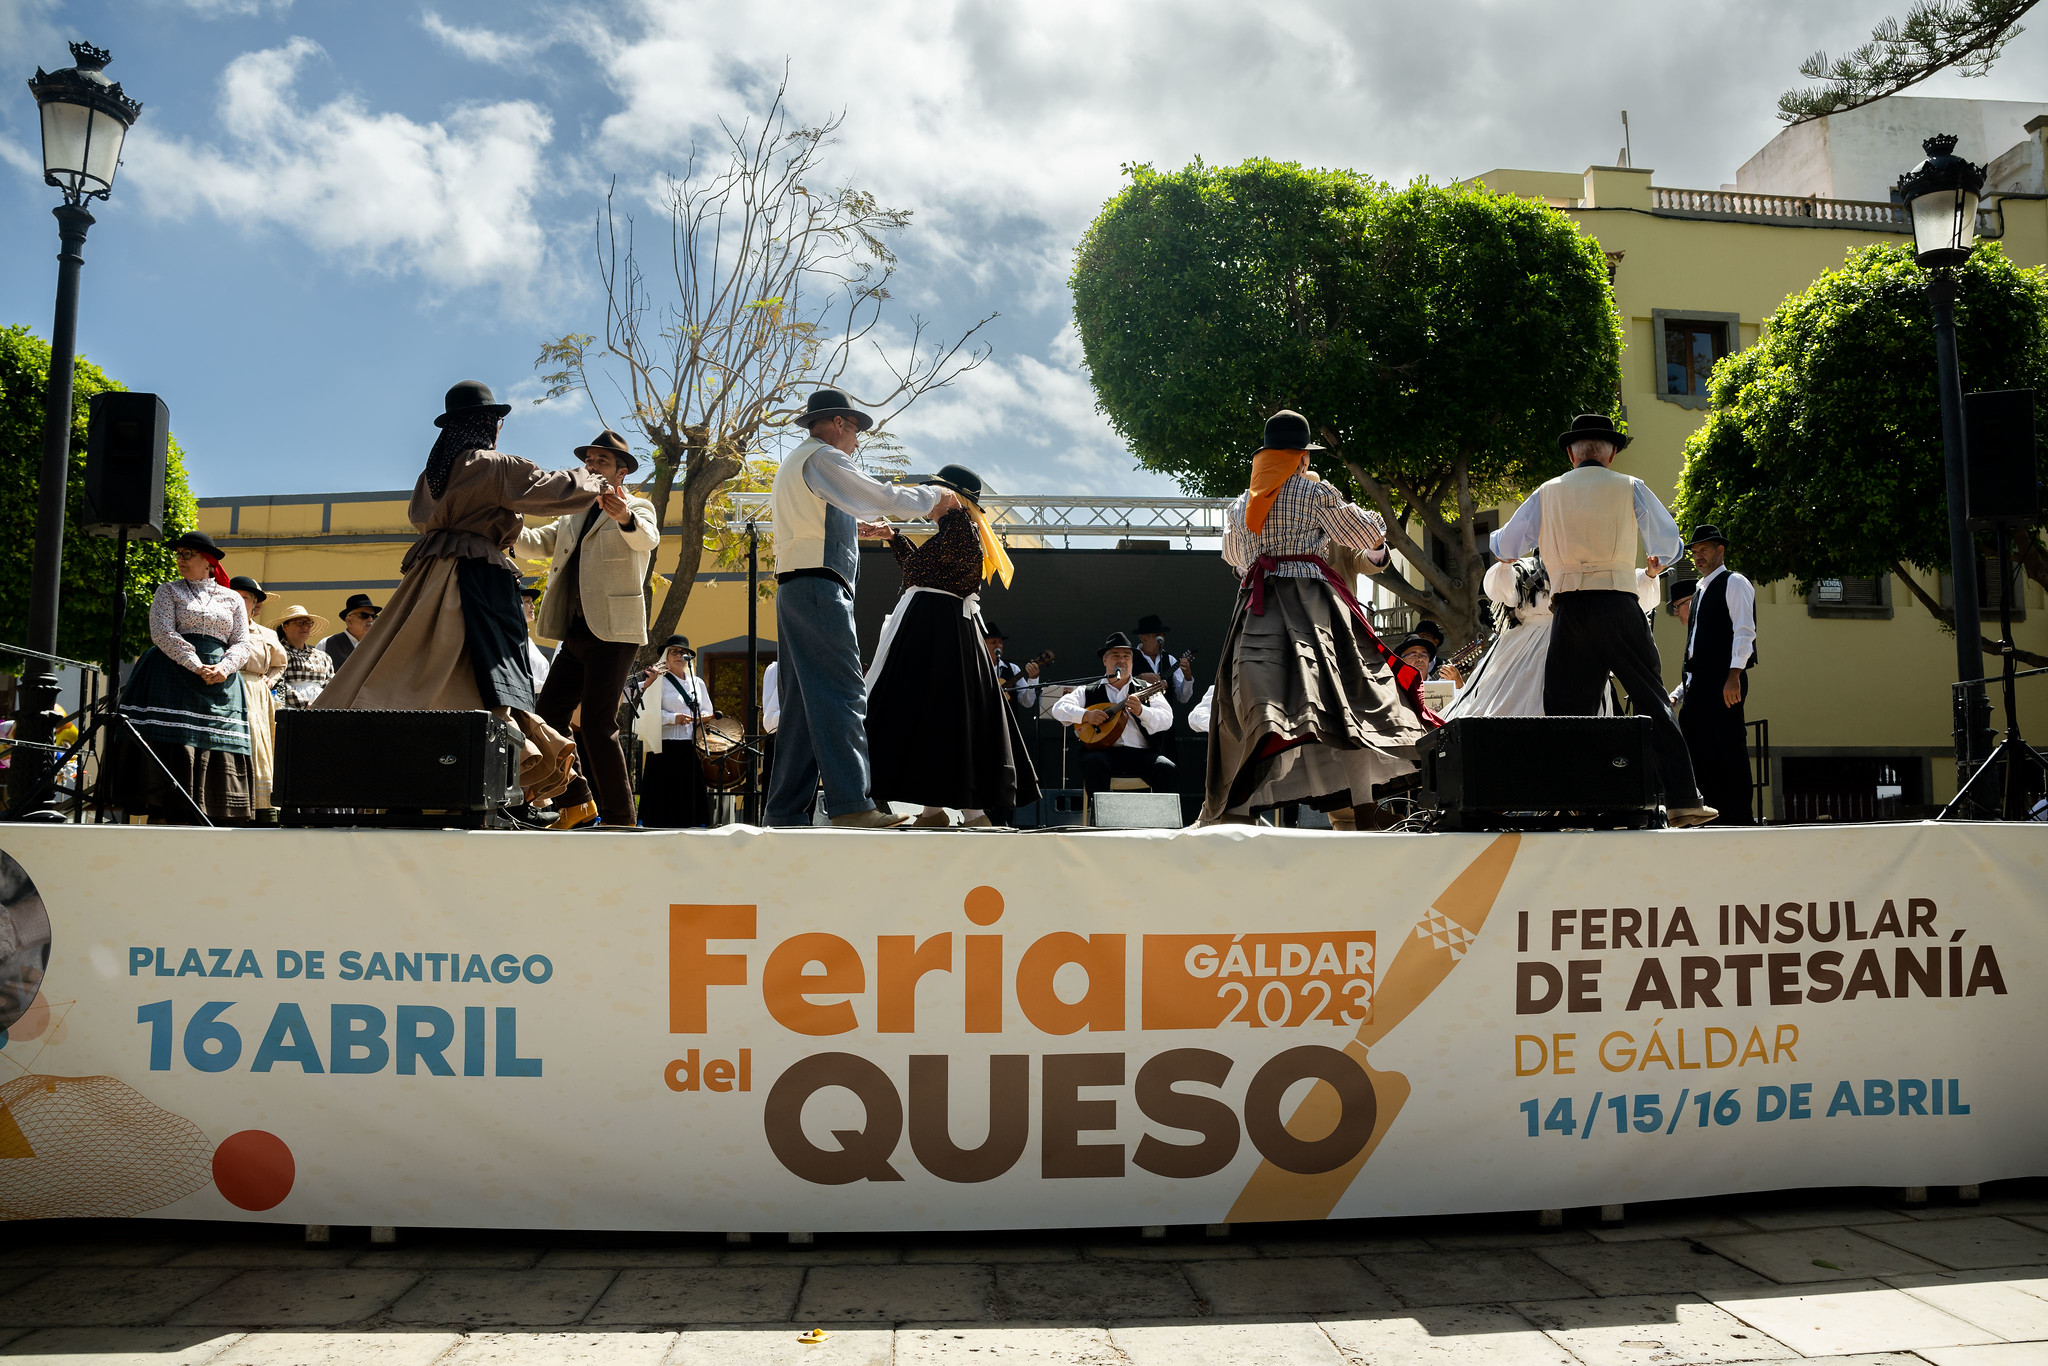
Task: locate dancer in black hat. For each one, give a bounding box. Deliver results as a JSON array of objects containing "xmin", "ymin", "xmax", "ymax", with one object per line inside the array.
[
  {"xmin": 1676, "ymin": 525, "xmax": 1757, "ymax": 824},
  {"xmin": 1052, "ymin": 631, "xmax": 1178, "ymax": 798},
  {"xmin": 637, "ymin": 635, "xmax": 717, "ymax": 828},
  {"xmin": 863, "ymin": 465, "xmax": 1039, "ymax": 825}
]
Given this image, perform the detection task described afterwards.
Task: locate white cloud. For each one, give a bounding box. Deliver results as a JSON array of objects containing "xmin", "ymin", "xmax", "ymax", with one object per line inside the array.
[
  {"xmin": 125, "ymin": 37, "xmax": 554, "ymax": 293},
  {"xmin": 420, "ymin": 11, "xmax": 548, "ymax": 65},
  {"xmin": 173, "ymin": 0, "xmax": 294, "ymax": 16}
]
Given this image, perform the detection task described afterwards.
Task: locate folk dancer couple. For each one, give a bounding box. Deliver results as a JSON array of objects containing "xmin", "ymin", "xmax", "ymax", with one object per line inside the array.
[
  {"xmin": 316, "ymin": 382, "xmax": 659, "ymax": 827},
  {"xmin": 768, "ymin": 389, "xmax": 1038, "ymax": 828}
]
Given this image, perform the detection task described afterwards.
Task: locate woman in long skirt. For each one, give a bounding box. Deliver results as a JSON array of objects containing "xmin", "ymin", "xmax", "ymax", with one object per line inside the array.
[
  {"xmin": 1443, "ymin": 554, "xmax": 1660, "ymax": 719},
  {"xmin": 637, "ymin": 636, "xmax": 717, "ymax": 828},
  {"xmin": 863, "ymin": 465, "xmax": 1039, "ymax": 826},
  {"xmin": 229, "ymin": 575, "xmax": 289, "ymax": 820},
  {"xmin": 1199, "ymin": 412, "xmax": 1436, "ymax": 825},
  {"xmin": 109, "ymin": 532, "xmax": 256, "ymax": 824}
]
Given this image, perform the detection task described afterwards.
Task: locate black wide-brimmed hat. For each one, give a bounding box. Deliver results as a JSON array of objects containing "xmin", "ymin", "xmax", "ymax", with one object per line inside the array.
[
  {"xmin": 982, "ymin": 622, "xmax": 1008, "ymax": 640},
  {"xmin": 435, "ymin": 379, "xmax": 511, "ymax": 428},
  {"xmin": 797, "ymin": 388, "xmax": 874, "ymax": 432},
  {"xmin": 519, "ymin": 583, "xmax": 542, "ymax": 601},
  {"xmin": 1687, "ymin": 524, "xmax": 1729, "ymax": 548},
  {"xmin": 1262, "ymin": 409, "xmax": 1325, "ymax": 452},
  {"xmin": 662, "ymin": 634, "xmax": 695, "ymax": 656},
  {"xmin": 341, "ymin": 592, "xmax": 382, "ymax": 618},
  {"xmin": 227, "ymin": 575, "xmax": 267, "ymax": 602},
  {"xmin": 1413, "ymin": 618, "xmax": 1446, "ymax": 647},
  {"xmin": 1396, "ymin": 632, "xmax": 1438, "ymax": 658},
  {"xmin": 575, "ymin": 428, "xmax": 639, "ymax": 475},
  {"xmin": 923, "ymin": 463, "xmax": 983, "ymax": 506},
  {"xmin": 1557, "ymin": 412, "xmax": 1631, "ymax": 453},
  {"xmin": 1134, "ymin": 614, "xmax": 1170, "ymax": 636},
  {"xmin": 1669, "ymin": 578, "xmax": 1700, "ymax": 604},
  {"xmin": 1098, "ymin": 631, "xmax": 1136, "ymax": 658},
  {"xmin": 171, "ymin": 530, "xmax": 224, "ymax": 559}
]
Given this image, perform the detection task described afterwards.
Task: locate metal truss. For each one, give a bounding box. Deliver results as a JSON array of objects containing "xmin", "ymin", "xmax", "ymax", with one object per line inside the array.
[{"xmin": 722, "ymin": 491, "xmax": 1231, "ymax": 539}]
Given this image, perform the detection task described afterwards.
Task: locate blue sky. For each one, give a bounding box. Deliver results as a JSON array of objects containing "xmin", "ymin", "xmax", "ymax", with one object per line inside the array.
[{"xmin": 3, "ymin": 0, "xmax": 2046, "ymax": 501}]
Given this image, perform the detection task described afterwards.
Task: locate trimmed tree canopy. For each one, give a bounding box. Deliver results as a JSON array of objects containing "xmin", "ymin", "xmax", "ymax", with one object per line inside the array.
[
  {"xmin": 1071, "ymin": 160, "xmax": 1623, "ymax": 647},
  {"xmin": 1673, "ymin": 242, "xmax": 2048, "ymax": 631},
  {"xmin": 0, "ymin": 324, "xmax": 198, "ymax": 670}
]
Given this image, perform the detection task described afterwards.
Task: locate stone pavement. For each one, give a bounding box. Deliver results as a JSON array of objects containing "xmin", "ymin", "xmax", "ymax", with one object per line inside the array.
[{"xmin": 1, "ymin": 1186, "xmax": 2045, "ymax": 1364}]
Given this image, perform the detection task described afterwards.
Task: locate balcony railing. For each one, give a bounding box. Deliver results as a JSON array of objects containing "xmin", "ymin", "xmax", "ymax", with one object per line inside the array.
[{"xmin": 1650, "ymin": 187, "xmax": 1909, "ymax": 229}]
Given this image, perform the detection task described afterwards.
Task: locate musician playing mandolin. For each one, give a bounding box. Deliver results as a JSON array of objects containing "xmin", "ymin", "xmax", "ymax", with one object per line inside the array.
[
  {"xmin": 637, "ymin": 635, "xmax": 717, "ymax": 829},
  {"xmin": 1051, "ymin": 632, "xmax": 1176, "ymax": 797}
]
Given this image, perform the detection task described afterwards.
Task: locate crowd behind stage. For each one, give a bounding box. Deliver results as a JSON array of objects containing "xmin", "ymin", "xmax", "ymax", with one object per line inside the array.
[{"xmin": 77, "ymin": 381, "xmax": 1761, "ymax": 832}]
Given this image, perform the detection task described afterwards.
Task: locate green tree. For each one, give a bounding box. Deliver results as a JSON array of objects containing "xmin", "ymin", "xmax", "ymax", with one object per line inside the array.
[
  {"xmin": 1673, "ymin": 241, "xmax": 2048, "ymax": 660},
  {"xmin": 1780, "ymin": 0, "xmax": 2037, "ymax": 123},
  {"xmin": 0, "ymin": 324, "xmax": 198, "ymax": 671},
  {"xmin": 1071, "ymin": 160, "xmax": 1624, "ymax": 648}
]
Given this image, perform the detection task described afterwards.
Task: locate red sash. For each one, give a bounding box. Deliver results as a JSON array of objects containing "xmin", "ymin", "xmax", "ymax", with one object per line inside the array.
[{"xmin": 1240, "ymin": 553, "xmax": 1444, "ymax": 732}]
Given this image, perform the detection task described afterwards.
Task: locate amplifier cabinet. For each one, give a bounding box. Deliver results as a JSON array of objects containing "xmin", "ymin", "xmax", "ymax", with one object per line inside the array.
[
  {"xmin": 274, "ymin": 710, "xmax": 522, "ymax": 827},
  {"xmin": 1420, "ymin": 715, "xmax": 1662, "ymax": 831}
]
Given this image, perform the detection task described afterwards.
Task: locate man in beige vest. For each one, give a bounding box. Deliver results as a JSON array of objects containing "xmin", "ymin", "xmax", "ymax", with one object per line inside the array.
[
  {"xmin": 517, "ymin": 429, "xmax": 660, "ymax": 829},
  {"xmin": 1490, "ymin": 414, "xmax": 1716, "ymax": 827}
]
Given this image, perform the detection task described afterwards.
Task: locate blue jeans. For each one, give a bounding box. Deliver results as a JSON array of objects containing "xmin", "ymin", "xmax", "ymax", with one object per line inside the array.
[{"xmin": 766, "ymin": 574, "xmax": 877, "ymax": 824}]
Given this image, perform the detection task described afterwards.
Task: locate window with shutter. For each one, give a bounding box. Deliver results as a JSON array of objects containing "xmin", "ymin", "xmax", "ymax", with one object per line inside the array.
[{"xmin": 1808, "ymin": 573, "xmax": 1892, "ymax": 619}]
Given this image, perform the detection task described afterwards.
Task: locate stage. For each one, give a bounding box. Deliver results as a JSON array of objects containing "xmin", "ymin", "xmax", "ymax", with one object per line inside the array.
[{"xmin": 0, "ymin": 822, "xmax": 2041, "ymax": 1231}]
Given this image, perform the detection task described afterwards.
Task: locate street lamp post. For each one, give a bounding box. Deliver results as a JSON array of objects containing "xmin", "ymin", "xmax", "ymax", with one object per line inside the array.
[
  {"xmin": 1896, "ymin": 134, "xmax": 1993, "ymax": 785},
  {"xmin": 8, "ymin": 43, "xmax": 141, "ymax": 816}
]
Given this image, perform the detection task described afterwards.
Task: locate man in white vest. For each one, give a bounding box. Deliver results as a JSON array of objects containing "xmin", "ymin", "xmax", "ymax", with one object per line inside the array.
[
  {"xmin": 767, "ymin": 389, "xmax": 961, "ymax": 827},
  {"xmin": 1491, "ymin": 413, "xmax": 1717, "ymax": 828}
]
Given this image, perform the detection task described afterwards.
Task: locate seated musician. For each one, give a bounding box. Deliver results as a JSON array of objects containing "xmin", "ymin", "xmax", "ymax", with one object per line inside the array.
[
  {"xmin": 982, "ymin": 622, "xmax": 1041, "ymax": 714},
  {"xmin": 1051, "ymin": 632, "xmax": 1175, "ymax": 796}
]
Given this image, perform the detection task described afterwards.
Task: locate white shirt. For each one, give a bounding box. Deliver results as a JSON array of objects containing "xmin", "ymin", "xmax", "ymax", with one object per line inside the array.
[
  {"xmin": 659, "ymin": 672, "xmax": 715, "ymax": 742},
  {"xmin": 802, "ymin": 443, "xmax": 944, "ymax": 520},
  {"xmin": 761, "ymin": 660, "xmax": 780, "ymax": 734},
  {"xmin": 1134, "ymin": 646, "xmax": 1195, "ymax": 705},
  {"xmin": 1188, "ymin": 684, "xmax": 1215, "ymax": 734},
  {"xmin": 1684, "ymin": 565, "xmax": 1758, "ymax": 680},
  {"xmin": 1491, "ymin": 476, "xmax": 1684, "ymax": 566},
  {"xmin": 524, "ymin": 639, "xmax": 551, "ymax": 693},
  {"xmin": 996, "ymin": 657, "xmax": 1040, "ymax": 712},
  {"xmin": 1052, "ymin": 679, "xmax": 1173, "ymax": 751}
]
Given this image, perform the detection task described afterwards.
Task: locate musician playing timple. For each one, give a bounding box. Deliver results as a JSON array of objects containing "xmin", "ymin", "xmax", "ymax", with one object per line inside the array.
[
  {"xmin": 637, "ymin": 635, "xmax": 716, "ymax": 829},
  {"xmin": 1133, "ymin": 616, "xmax": 1196, "ymax": 704},
  {"xmin": 983, "ymin": 624, "xmax": 1041, "ymax": 714},
  {"xmin": 1396, "ymin": 635, "xmax": 1463, "ymax": 694},
  {"xmin": 1052, "ymin": 633, "xmax": 1176, "ymax": 796},
  {"xmin": 1198, "ymin": 411, "xmax": 1435, "ymax": 827}
]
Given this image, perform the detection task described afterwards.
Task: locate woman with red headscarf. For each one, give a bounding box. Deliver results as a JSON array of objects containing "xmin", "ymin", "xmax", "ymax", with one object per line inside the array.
[
  {"xmin": 107, "ymin": 531, "xmax": 256, "ymax": 824},
  {"xmin": 1198, "ymin": 411, "xmax": 1437, "ymax": 826}
]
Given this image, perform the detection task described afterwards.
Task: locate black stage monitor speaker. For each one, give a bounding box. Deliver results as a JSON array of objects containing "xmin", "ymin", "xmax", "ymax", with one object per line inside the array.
[
  {"xmin": 1964, "ymin": 388, "xmax": 2039, "ymax": 527},
  {"xmin": 1420, "ymin": 715, "xmax": 1661, "ymax": 831},
  {"xmin": 274, "ymin": 710, "xmax": 522, "ymax": 828},
  {"xmin": 83, "ymin": 391, "xmax": 169, "ymax": 539}
]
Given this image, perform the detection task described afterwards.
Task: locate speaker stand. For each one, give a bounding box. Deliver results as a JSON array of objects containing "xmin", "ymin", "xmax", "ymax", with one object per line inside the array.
[{"xmin": 1941, "ymin": 525, "xmax": 2048, "ymax": 821}]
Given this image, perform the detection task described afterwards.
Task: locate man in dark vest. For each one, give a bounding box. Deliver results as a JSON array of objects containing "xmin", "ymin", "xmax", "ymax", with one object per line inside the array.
[
  {"xmin": 1678, "ymin": 525, "xmax": 1757, "ymax": 824},
  {"xmin": 1050, "ymin": 633, "xmax": 1175, "ymax": 796},
  {"xmin": 321, "ymin": 593, "xmax": 380, "ymax": 668}
]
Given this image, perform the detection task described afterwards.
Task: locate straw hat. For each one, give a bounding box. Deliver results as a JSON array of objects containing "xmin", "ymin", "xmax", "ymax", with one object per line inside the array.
[{"xmin": 273, "ymin": 605, "xmax": 329, "ymax": 634}]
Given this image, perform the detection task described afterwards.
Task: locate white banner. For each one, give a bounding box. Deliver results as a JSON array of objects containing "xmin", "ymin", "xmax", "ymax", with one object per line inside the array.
[{"xmin": 0, "ymin": 823, "xmax": 2041, "ymax": 1231}]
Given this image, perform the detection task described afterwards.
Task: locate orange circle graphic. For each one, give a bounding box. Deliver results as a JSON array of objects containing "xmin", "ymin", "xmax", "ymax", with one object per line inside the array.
[
  {"xmin": 962, "ymin": 885, "xmax": 1004, "ymax": 926},
  {"xmin": 212, "ymin": 1130, "xmax": 295, "ymax": 1211}
]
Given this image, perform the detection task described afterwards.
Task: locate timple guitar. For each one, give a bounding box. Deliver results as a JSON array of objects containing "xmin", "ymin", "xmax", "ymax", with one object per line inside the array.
[
  {"xmin": 999, "ymin": 651, "xmax": 1054, "ymax": 693},
  {"xmin": 1071, "ymin": 671, "xmax": 1172, "ymax": 749}
]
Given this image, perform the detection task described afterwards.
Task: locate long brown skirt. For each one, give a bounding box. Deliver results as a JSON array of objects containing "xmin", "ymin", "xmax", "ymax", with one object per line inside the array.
[{"xmin": 1198, "ymin": 574, "xmax": 1429, "ymax": 823}]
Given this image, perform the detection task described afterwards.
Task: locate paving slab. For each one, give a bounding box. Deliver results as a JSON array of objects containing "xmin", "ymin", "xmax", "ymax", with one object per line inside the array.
[
  {"xmin": 206, "ymin": 1331, "xmax": 464, "ymax": 1364},
  {"xmin": 1736, "ymin": 1206, "xmax": 1913, "ymax": 1232},
  {"xmin": 165, "ymin": 1246, "xmax": 368, "ymax": 1270},
  {"xmin": 796, "ymin": 1266, "xmax": 995, "ymax": 1323},
  {"xmin": 1249, "ymin": 1234, "xmax": 1435, "ymax": 1256},
  {"xmin": 1513, "ymin": 1292, "xmax": 1794, "ymax": 1365},
  {"xmin": 353, "ymin": 1246, "xmax": 544, "ymax": 1270},
  {"xmin": 1424, "ymin": 1228, "xmax": 1599, "ymax": 1251},
  {"xmin": 1708, "ymin": 1280, "xmax": 2004, "ymax": 1356},
  {"xmin": 1586, "ymin": 1215, "xmax": 1763, "ymax": 1245},
  {"xmin": 1858, "ymin": 1217, "xmax": 2048, "ymax": 1270},
  {"xmin": 896, "ymin": 1323, "xmax": 1122, "ymax": 1364},
  {"xmin": 1905, "ymin": 1197, "xmax": 2048, "ymax": 1221},
  {"xmin": 1531, "ymin": 1239, "xmax": 1776, "ymax": 1296},
  {"xmin": 670, "ymin": 1325, "xmax": 893, "ymax": 1365},
  {"xmin": 386, "ymin": 1269, "xmax": 616, "ymax": 1327},
  {"xmin": 719, "ymin": 1247, "xmax": 905, "ymax": 1266},
  {"xmin": 1703, "ymin": 1228, "xmax": 1949, "ymax": 1283},
  {"xmin": 0, "ymin": 1268, "xmax": 235, "ymax": 1327},
  {"xmin": 1111, "ymin": 1316, "xmax": 1348, "ymax": 1365},
  {"xmin": 1741, "ymin": 1357, "xmax": 1936, "ymax": 1366},
  {"xmin": 1361, "ymin": 1250, "xmax": 1592, "ymax": 1307},
  {"xmin": 1918, "ymin": 1346, "xmax": 2048, "ymax": 1365},
  {"xmin": 1883, "ymin": 1269, "xmax": 2048, "ymax": 1340},
  {"xmin": 536, "ymin": 1248, "xmax": 722, "ymax": 1269},
  {"xmin": 994, "ymin": 1262, "xmax": 1200, "ymax": 1320},
  {"xmin": 1318, "ymin": 1303, "xmax": 1578, "ymax": 1365},
  {"xmin": 0, "ymin": 1327, "xmax": 239, "ymax": 1363},
  {"xmin": 0, "ymin": 1272, "xmax": 46, "ymax": 1298},
  {"xmin": 169, "ymin": 1269, "xmax": 421, "ymax": 1327},
  {"xmin": 1182, "ymin": 1256, "xmax": 1399, "ymax": 1316},
  {"xmin": 1079, "ymin": 1242, "xmax": 1256, "ymax": 1261},
  {"xmin": 901, "ymin": 1244, "xmax": 1080, "ymax": 1264},
  {"xmin": 439, "ymin": 1329, "xmax": 678, "ymax": 1363},
  {"xmin": 2011, "ymin": 1215, "xmax": 2048, "ymax": 1236},
  {"xmin": 585, "ymin": 1268, "xmax": 805, "ymax": 1326},
  {"xmin": 0, "ymin": 1242, "xmax": 189, "ymax": 1268}
]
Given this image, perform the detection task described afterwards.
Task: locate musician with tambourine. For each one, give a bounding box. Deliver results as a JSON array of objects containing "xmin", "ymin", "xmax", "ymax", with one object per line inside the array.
[
  {"xmin": 635, "ymin": 634, "xmax": 717, "ymax": 828},
  {"xmin": 1050, "ymin": 632, "xmax": 1177, "ymax": 797}
]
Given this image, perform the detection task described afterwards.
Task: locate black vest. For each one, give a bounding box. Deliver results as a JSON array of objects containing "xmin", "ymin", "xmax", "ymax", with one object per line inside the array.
[{"xmin": 1686, "ymin": 571, "xmax": 1757, "ymax": 679}]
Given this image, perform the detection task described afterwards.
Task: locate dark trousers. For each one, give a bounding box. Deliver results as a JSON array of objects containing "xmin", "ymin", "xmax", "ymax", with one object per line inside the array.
[
  {"xmin": 1681, "ymin": 672, "xmax": 1753, "ymax": 824},
  {"xmin": 1079, "ymin": 745, "xmax": 1176, "ymax": 796},
  {"xmin": 536, "ymin": 616, "xmax": 639, "ymax": 825},
  {"xmin": 1545, "ymin": 590, "xmax": 1702, "ymax": 808}
]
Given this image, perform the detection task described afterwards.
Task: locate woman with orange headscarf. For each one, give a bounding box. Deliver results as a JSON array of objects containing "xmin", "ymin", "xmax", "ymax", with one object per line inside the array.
[{"xmin": 1198, "ymin": 411, "xmax": 1438, "ymax": 826}]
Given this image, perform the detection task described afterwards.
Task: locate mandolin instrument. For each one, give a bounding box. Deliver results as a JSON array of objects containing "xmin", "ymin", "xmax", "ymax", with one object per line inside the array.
[{"xmin": 1071, "ymin": 675, "xmax": 1172, "ymax": 750}]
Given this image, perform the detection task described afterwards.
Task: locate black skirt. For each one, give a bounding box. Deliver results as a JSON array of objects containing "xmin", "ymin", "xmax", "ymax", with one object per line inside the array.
[
  {"xmin": 865, "ymin": 593, "xmax": 1040, "ymax": 812},
  {"xmin": 639, "ymin": 743, "xmax": 713, "ymax": 828},
  {"xmin": 107, "ymin": 639, "xmax": 254, "ymax": 825},
  {"xmin": 455, "ymin": 558, "xmax": 534, "ymax": 713}
]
